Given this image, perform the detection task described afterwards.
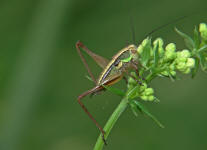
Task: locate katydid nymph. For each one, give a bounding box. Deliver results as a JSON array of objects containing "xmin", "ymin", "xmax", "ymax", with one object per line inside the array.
[{"xmin": 76, "ymin": 41, "xmax": 140, "ymax": 144}]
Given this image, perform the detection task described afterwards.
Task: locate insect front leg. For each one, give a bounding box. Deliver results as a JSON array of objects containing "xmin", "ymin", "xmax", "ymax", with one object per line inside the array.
[
  {"xmin": 125, "ymin": 71, "xmax": 142, "ymax": 85},
  {"xmin": 123, "ymin": 76, "xmax": 128, "ymax": 84},
  {"xmin": 130, "ymin": 61, "xmax": 140, "ymax": 77},
  {"xmin": 130, "ymin": 61, "xmax": 145, "ymax": 82}
]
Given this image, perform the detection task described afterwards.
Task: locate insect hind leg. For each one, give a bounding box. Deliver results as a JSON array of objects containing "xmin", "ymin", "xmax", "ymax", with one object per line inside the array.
[
  {"xmin": 76, "ymin": 41, "xmax": 97, "ymax": 84},
  {"xmin": 89, "ymin": 88, "xmax": 106, "ymax": 98},
  {"xmin": 77, "ymin": 85, "xmax": 107, "ymax": 145}
]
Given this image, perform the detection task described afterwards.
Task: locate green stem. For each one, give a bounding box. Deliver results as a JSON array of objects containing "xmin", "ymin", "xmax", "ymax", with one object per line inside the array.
[
  {"xmin": 145, "ymin": 73, "xmax": 156, "ymax": 83},
  {"xmin": 93, "ymin": 97, "xmax": 128, "ymax": 150}
]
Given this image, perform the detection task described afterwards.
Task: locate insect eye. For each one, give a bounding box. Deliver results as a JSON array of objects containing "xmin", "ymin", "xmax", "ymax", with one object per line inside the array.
[{"xmin": 131, "ymin": 50, "xmax": 137, "ymax": 54}]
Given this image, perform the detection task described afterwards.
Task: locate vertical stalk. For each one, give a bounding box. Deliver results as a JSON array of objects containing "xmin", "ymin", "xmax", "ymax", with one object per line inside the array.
[{"xmin": 93, "ymin": 97, "xmax": 128, "ymax": 150}]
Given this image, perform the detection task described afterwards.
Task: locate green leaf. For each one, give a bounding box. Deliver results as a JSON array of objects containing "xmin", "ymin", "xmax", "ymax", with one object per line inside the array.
[
  {"xmin": 130, "ymin": 102, "xmax": 139, "ymax": 117},
  {"xmin": 197, "ymin": 45, "xmax": 207, "ymax": 53},
  {"xmin": 191, "ymin": 57, "xmax": 199, "ymax": 78},
  {"xmin": 198, "ymin": 52, "xmax": 207, "ymax": 70},
  {"xmin": 194, "ymin": 26, "xmax": 200, "ymax": 49},
  {"xmin": 175, "ymin": 28, "xmax": 195, "ymax": 50},
  {"xmin": 130, "ymin": 100, "xmax": 143, "ymax": 116},
  {"xmin": 153, "ymin": 42, "xmax": 159, "ymax": 67},
  {"xmin": 140, "ymin": 38, "xmax": 152, "ymax": 66},
  {"xmin": 133, "ymin": 100, "xmax": 165, "ymax": 128},
  {"xmin": 127, "ymin": 85, "xmax": 139, "ymax": 99},
  {"xmin": 169, "ymin": 73, "xmax": 176, "ymax": 82},
  {"xmin": 103, "ymin": 85, "xmax": 125, "ymax": 97}
]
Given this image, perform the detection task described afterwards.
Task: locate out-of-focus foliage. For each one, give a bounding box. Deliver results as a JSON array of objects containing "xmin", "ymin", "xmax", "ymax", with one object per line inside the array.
[{"xmin": 0, "ymin": 0, "xmax": 207, "ymax": 150}]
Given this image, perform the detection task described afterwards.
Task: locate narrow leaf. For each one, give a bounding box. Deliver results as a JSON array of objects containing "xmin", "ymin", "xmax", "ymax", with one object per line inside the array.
[
  {"xmin": 130, "ymin": 102, "xmax": 139, "ymax": 117},
  {"xmin": 194, "ymin": 26, "xmax": 200, "ymax": 49},
  {"xmin": 169, "ymin": 73, "xmax": 176, "ymax": 82},
  {"xmin": 127, "ymin": 85, "xmax": 139, "ymax": 99},
  {"xmin": 134, "ymin": 100, "xmax": 165, "ymax": 128},
  {"xmin": 103, "ymin": 85, "xmax": 125, "ymax": 97},
  {"xmin": 153, "ymin": 42, "xmax": 159, "ymax": 67},
  {"xmin": 141, "ymin": 38, "xmax": 152, "ymax": 66},
  {"xmin": 175, "ymin": 28, "xmax": 195, "ymax": 50},
  {"xmin": 198, "ymin": 52, "xmax": 207, "ymax": 70},
  {"xmin": 191, "ymin": 57, "xmax": 199, "ymax": 78},
  {"xmin": 197, "ymin": 45, "xmax": 207, "ymax": 53}
]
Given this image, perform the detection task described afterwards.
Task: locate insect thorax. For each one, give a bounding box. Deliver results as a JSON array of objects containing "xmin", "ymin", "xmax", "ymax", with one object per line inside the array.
[{"xmin": 97, "ymin": 44, "xmax": 137, "ymax": 85}]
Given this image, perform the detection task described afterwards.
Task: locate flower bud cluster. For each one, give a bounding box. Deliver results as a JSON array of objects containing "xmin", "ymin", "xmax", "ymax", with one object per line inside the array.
[
  {"xmin": 199, "ymin": 23, "xmax": 207, "ymax": 62},
  {"xmin": 137, "ymin": 39, "xmax": 149, "ymax": 54},
  {"xmin": 153, "ymin": 38, "xmax": 164, "ymax": 56},
  {"xmin": 127, "ymin": 74, "xmax": 155, "ymax": 101},
  {"xmin": 139, "ymin": 83, "xmax": 154, "ymax": 101},
  {"xmin": 138, "ymin": 37, "xmax": 196, "ymax": 77},
  {"xmin": 199, "ymin": 23, "xmax": 207, "ymax": 41},
  {"xmin": 127, "ymin": 23, "xmax": 207, "ymax": 103},
  {"xmin": 175, "ymin": 50, "xmax": 195, "ymax": 74}
]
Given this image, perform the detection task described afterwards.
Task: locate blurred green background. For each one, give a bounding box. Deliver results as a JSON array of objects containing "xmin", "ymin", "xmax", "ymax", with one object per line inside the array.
[{"xmin": 0, "ymin": 0, "xmax": 207, "ymax": 150}]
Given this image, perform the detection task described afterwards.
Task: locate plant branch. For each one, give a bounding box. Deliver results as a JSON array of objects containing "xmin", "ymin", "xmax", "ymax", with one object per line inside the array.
[{"xmin": 93, "ymin": 97, "xmax": 128, "ymax": 150}]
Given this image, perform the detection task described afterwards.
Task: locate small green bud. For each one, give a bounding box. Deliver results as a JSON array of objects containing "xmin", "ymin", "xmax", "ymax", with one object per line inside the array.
[
  {"xmin": 153, "ymin": 38, "xmax": 164, "ymax": 54},
  {"xmin": 141, "ymin": 95, "xmax": 148, "ymax": 101},
  {"xmin": 141, "ymin": 95, "xmax": 154, "ymax": 101},
  {"xmin": 161, "ymin": 70, "xmax": 169, "ymax": 76},
  {"xmin": 183, "ymin": 68, "xmax": 191, "ymax": 74},
  {"xmin": 142, "ymin": 38, "xmax": 149, "ymax": 46},
  {"xmin": 128, "ymin": 77, "xmax": 136, "ymax": 85},
  {"xmin": 165, "ymin": 43, "xmax": 176, "ymax": 52},
  {"xmin": 127, "ymin": 84, "xmax": 133, "ymax": 90},
  {"xmin": 158, "ymin": 47, "xmax": 164, "ymax": 55},
  {"xmin": 161, "ymin": 70, "xmax": 176, "ymax": 77},
  {"xmin": 176, "ymin": 57, "xmax": 187, "ymax": 63},
  {"xmin": 137, "ymin": 45, "xmax": 143, "ymax": 54},
  {"xmin": 139, "ymin": 84, "xmax": 155, "ymax": 101},
  {"xmin": 170, "ymin": 70, "xmax": 176, "ymax": 76},
  {"xmin": 145, "ymin": 88, "xmax": 154, "ymax": 96},
  {"xmin": 140, "ymin": 83, "xmax": 147, "ymax": 91},
  {"xmin": 153, "ymin": 38, "xmax": 164, "ymax": 47},
  {"xmin": 199, "ymin": 23, "xmax": 207, "ymax": 40},
  {"xmin": 164, "ymin": 43, "xmax": 177, "ymax": 60},
  {"xmin": 175, "ymin": 57, "xmax": 195, "ymax": 74},
  {"xmin": 177, "ymin": 50, "xmax": 191, "ymax": 58},
  {"xmin": 186, "ymin": 58, "xmax": 195, "ymax": 68},
  {"xmin": 148, "ymin": 96, "xmax": 155, "ymax": 101},
  {"xmin": 176, "ymin": 62, "xmax": 186, "ymax": 71},
  {"xmin": 169, "ymin": 63, "xmax": 175, "ymax": 70}
]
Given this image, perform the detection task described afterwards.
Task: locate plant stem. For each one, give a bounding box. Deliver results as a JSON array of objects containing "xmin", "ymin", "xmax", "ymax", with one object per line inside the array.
[
  {"xmin": 93, "ymin": 97, "xmax": 128, "ymax": 150},
  {"xmin": 146, "ymin": 73, "xmax": 156, "ymax": 83}
]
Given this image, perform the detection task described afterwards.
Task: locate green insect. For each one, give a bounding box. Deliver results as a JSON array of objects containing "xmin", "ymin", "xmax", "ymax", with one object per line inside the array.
[{"xmin": 76, "ymin": 41, "xmax": 140, "ymax": 144}]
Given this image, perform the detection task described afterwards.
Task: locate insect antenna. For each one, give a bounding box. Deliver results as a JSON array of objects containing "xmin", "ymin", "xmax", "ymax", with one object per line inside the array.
[
  {"xmin": 130, "ymin": 15, "xmax": 136, "ymax": 44},
  {"xmin": 143, "ymin": 12, "xmax": 198, "ymax": 39},
  {"xmin": 144, "ymin": 15, "xmax": 187, "ymax": 39}
]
